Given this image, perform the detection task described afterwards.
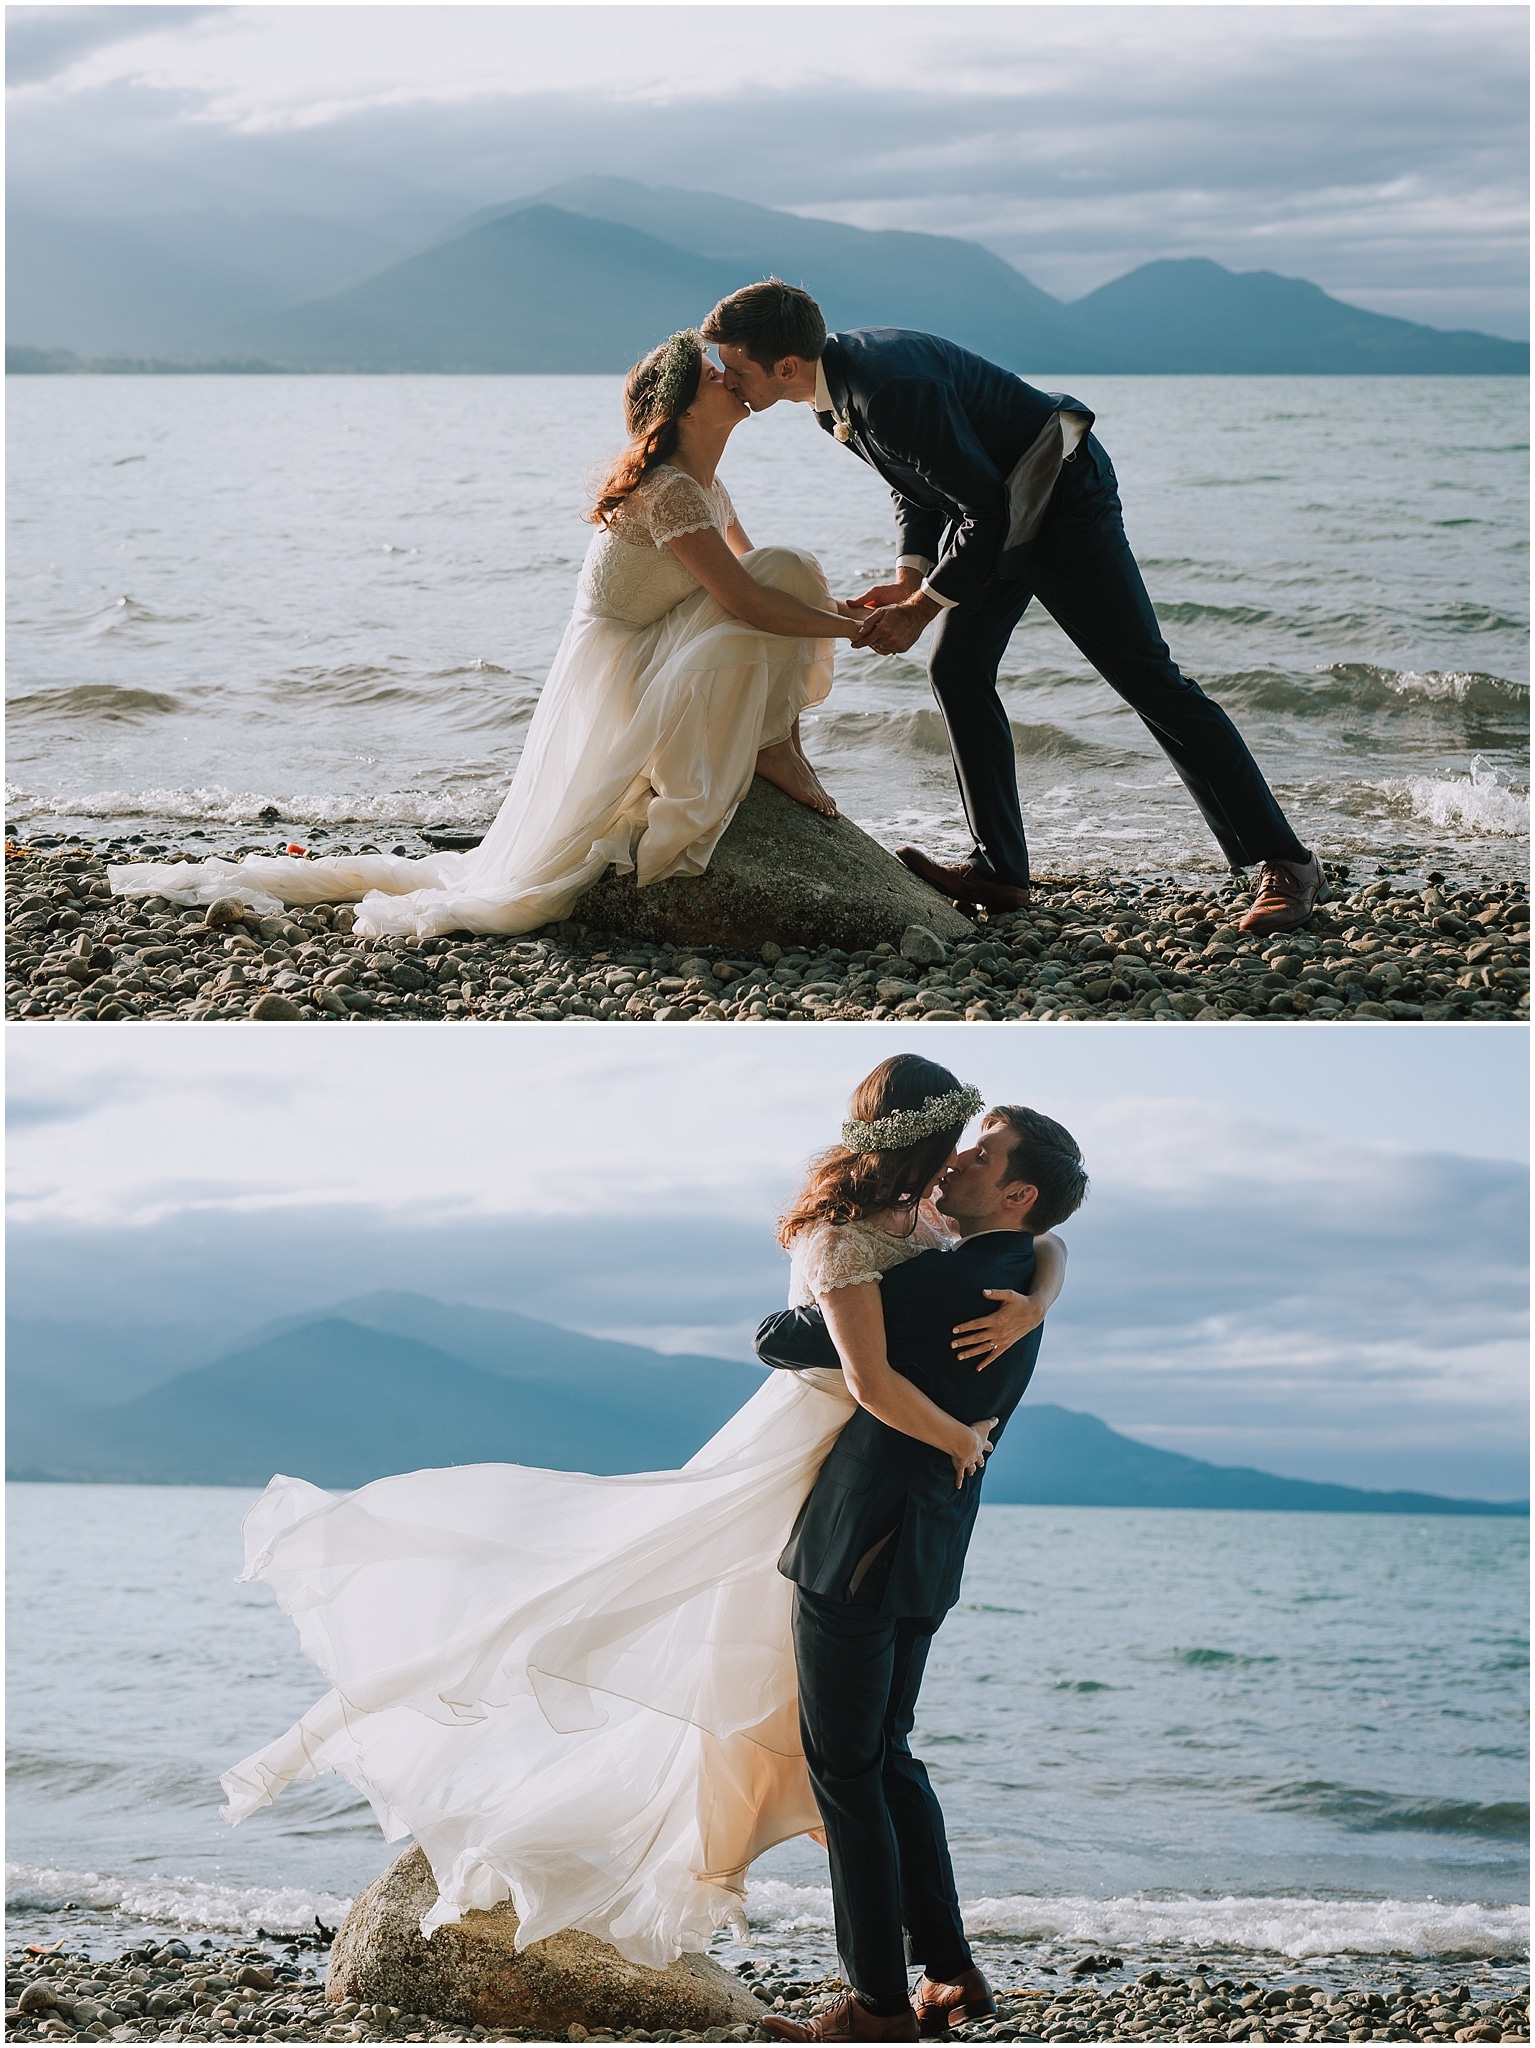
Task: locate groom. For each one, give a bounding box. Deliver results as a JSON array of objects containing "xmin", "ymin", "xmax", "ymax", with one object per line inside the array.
[
  {"xmin": 702, "ymin": 281, "xmax": 1322, "ymax": 937},
  {"xmin": 753, "ymin": 1108, "xmax": 1088, "ymax": 2043}
]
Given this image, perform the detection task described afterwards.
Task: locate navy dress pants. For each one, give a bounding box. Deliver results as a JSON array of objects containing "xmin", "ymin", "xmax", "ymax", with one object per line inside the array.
[
  {"xmin": 924, "ymin": 434, "xmax": 1309, "ymax": 888},
  {"xmin": 793, "ymin": 1584, "xmax": 973, "ymax": 2007}
]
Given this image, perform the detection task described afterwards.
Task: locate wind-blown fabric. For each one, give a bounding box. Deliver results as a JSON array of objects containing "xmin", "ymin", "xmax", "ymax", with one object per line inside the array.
[
  {"xmin": 221, "ymin": 1367, "xmax": 856, "ymax": 1966},
  {"xmin": 109, "ymin": 467, "xmax": 833, "ymax": 940}
]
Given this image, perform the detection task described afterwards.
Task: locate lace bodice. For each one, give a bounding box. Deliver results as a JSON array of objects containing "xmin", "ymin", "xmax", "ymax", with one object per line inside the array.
[
  {"xmin": 578, "ymin": 467, "xmax": 736, "ymax": 628},
  {"xmin": 788, "ymin": 1214, "xmax": 949, "ymax": 1307}
]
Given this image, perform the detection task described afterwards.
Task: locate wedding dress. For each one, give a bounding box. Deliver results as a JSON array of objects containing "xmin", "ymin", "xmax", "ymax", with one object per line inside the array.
[
  {"xmin": 108, "ymin": 468, "xmax": 835, "ymax": 939},
  {"xmin": 221, "ymin": 1216, "xmax": 944, "ymax": 1968}
]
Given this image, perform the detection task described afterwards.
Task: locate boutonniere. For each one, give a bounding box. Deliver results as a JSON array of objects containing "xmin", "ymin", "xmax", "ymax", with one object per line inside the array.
[{"xmin": 834, "ymin": 417, "xmax": 853, "ymax": 443}]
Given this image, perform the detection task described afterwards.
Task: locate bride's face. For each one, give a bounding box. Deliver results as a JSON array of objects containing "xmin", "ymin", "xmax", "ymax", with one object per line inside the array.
[{"xmin": 680, "ymin": 360, "xmax": 750, "ymax": 434}]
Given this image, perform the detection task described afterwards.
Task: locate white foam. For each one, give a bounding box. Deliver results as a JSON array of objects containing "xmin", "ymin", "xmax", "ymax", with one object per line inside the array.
[
  {"xmin": 4, "ymin": 1861, "xmax": 354, "ymax": 1938},
  {"xmin": 744, "ymin": 1882, "xmax": 1528, "ymax": 1960},
  {"xmin": 1386, "ymin": 672, "xmax": 1520, "ymax": 704},
  {"xmin": 1385, "ymin": 757, "xmax": 1528, "ymax": 838},
  {"xmin": 3, "ymin": 784, "xmax": 499, "ymax": 830}
]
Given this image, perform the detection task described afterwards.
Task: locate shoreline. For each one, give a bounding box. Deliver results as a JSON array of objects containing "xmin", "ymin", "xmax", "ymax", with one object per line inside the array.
[
  {"xmin": 5, "ymin": 841, "xmax": 1527, "ymax": 1026},
  {"xmin": 5, "ymin": 1937, "xmax": 1528, "ymax": 2045}
]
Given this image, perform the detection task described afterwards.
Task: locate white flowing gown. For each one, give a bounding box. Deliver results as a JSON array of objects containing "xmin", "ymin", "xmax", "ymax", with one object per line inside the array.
[
  {"xmin": 221, "ymin": 1219, "xmax": 941, "ymax": 1969},
  {"xmin": 108, "ymin": 468, "xmax": 835, "ymax": 940}
]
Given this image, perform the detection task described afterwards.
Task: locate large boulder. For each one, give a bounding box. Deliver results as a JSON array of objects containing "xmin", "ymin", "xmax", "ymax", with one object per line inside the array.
[
  {"xmin": 571, "ymin": 777, "xmax": 974, "ymax": 951},
  {"xmin": 326, "ymin": 1845, "xmax": 764, "ymax": 2035}
]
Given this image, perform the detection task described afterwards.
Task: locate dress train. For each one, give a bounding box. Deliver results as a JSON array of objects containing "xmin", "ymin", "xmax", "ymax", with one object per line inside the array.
[{"xmin": 221, "ymin": 1366, "xmax": 855, "ymax": 1967}]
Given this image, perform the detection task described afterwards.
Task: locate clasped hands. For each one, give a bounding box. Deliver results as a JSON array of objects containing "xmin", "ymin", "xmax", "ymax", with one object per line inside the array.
[{"xmin": 836, "ymin": 568, "xmax": 941, "ymax": 656}]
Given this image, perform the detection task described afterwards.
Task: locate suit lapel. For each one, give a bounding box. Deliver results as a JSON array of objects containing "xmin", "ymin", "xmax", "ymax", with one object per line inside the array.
[{"xmin": 817, "ymin": 339, "xmax": 870, "ymax": 456}]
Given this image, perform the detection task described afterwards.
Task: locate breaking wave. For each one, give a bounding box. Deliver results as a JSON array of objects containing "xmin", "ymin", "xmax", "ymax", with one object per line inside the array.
[
  {"xmin": 744, "ymin": 1880, "xmax": 1529, "ymax": 1960},
  {"xmin": 4, "ymin": 1861, "xmax": 354, "ymax": 1939},
  {"xmin": 3, "ymin": 784, "xmax": 503, "ymax": 830},
  {"xmin": 1383, "ymin": 758, "xmax": 1529, "ymax": 837}
]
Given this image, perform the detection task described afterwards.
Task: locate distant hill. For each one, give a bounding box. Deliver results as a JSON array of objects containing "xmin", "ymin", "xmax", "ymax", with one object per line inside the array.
[
  {"xmin": 6, "ymin": 1297, "xmax": 767, "ymax": 1487},
  {"xmin": 8, "ymin": 179, "xmax": 1524, "ymax": 374},
  {"xmin": 485, "ymin": 176, "xmax": 1117, "ymax": 371},
  {"xmin": 6, "ymin": 1293, "xmax": 1525, "ymax": 1513},
  {"xmin": 981, "ymin": 1404, "xmax": 1527, "ymax": 1516},
  {"xmin": 1066, "ymin": 257, "xmax": 1528, "ymax": 374},
  {"xmin": 241, "ymin": 206, "xmax": 750, "ymax": 374}
]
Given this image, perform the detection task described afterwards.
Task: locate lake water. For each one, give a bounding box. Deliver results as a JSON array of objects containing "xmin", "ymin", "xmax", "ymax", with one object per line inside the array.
[
  {"xmin": 6, "ymin": 1485, "xmax": 1526, "ymax": 1993},
  {"xmin": 5, "ymin": 374, "xmax": 1528, "ymax": 884}
]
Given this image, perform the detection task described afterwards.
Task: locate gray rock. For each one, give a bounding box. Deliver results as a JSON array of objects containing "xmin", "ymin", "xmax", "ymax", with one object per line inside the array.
[
  {"xmin": 571, "ymin": 778, "xmax": 973, "ymax": 952},
  {"xmin": 204, "ymin": 897, "xmax": 248, "ymax": 929},
  {"xmin": 250, "ymin": 993, "xmax": 304, "ymax": 1021},
  {"xmin": 326, "ymin": 1844, "xmax": 762, "ymax": 2035},
  {"xmin": 899, "ymin": 925, "xmax": 948, "ymax": 966}
]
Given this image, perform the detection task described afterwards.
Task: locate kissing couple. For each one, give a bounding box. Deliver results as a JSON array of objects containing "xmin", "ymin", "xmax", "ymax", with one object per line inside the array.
[
  {"xmin": 222, "ymin": 1056, "xmax": 1088, "ymax": 2038},
  {"xmin": 113, "ymin": 284, "xmax": 1321, "ymax": 943}
]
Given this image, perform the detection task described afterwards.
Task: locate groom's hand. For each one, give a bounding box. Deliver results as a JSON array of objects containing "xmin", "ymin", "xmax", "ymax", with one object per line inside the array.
[
  {"xmin": 850, "ymin": 578, "xmax": 913, "ymax": 610},
  {"xmin": 850, "ymin": 563, "xmax": 923, "ymax": 611},
  {"xmin": 851, "ymin": 592, "xmax": 941, "ymax": 655}
]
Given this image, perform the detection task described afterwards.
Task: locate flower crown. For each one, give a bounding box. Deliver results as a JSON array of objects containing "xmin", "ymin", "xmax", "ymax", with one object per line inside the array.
[
  {"xmin": 841, "ymin": 1083, "xmax": 984, "ymax": 1154},
  {"xmin": 634, "ymin": 330, "xmax": 703, "ymax": 433}
]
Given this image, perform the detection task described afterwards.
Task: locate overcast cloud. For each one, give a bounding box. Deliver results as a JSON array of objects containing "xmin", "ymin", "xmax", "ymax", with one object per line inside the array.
[
  {"xmin": 7, "ymin": 1028, "xmax": 1528, "ymax": 1500},
  {"xmin": 6, "ymin": 5, "xmax": 1528, "ymax": 335}
]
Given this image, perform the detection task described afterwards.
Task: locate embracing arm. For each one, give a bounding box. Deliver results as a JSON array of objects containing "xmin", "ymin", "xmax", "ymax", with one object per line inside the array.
[
  {"xmin": 667, "ymin": 524, "xmax": 856, "ymax": 639},
  {"xmin": 951, "ymin": 1230, "xmax": 1068, "ymax": 1366},
  {"xmin": 820, "ymin": 1283, "xmax": 996, "ymax": 1487}
]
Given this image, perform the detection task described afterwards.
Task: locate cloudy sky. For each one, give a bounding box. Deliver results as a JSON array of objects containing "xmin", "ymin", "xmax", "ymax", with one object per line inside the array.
[
  {"xmin": 8, "ymin": 1025, "xmax": 1529, "ymax": 1500},
  {"xmin": 6, "ymin": 4, "xmax": 1529, "ymax": 335}
]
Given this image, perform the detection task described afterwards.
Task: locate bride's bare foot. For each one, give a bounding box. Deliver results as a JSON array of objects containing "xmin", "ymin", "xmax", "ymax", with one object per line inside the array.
[{"xmin": 755, "ymin": 738, "xmax": 838, "ymax": 817}]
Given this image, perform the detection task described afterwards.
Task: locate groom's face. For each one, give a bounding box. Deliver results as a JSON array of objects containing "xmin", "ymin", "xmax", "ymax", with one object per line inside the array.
[
  {"xmin": 935, "ymin": 1119, "xmax": 1038, "ymax": 1230},
  {"xmin": 715, "ymin": 344, "xmax": 791, "ymax": 412}
]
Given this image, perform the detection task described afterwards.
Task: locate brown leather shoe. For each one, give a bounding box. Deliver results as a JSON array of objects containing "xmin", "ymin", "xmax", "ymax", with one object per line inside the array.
[
  {"xmin": 897, "ymin": 846, "xmax": 1030, "ymax": 913},
  {"xmin": 760, "ymin": 1991, "xmax": 920, "ymax": 2042},
  {"xmin": 914, "ymin": 1968, "xmax": 997, "ymax": 2037},
  {"xmin": 1237, "ymin": 854, "xmax": 1323, "ymax": 935}
]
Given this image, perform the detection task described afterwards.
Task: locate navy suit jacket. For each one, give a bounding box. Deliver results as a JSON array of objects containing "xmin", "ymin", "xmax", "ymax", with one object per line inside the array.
[
  {"xmin": 755, "ymin": 1231, "xmax": 1042, "ymax": 1617},
  {"xmin": 816, "ymin": 329, "xmax": 1091, "ymax": 606}
]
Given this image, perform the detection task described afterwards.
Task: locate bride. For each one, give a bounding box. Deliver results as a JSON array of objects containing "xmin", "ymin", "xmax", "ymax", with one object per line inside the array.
[
  {"xmin": 221, "ymin": 1057, "xmax": 1066, "ymax": 1968},
  {"xmin": 107, "ymin": 331, "xmax": 862, "ymax": 939}
]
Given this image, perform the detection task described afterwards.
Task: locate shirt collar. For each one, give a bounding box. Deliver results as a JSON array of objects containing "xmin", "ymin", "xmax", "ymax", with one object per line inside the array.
[{"xmin": 814, "ymin": 357, "xmax": 834, "ymax": 415}]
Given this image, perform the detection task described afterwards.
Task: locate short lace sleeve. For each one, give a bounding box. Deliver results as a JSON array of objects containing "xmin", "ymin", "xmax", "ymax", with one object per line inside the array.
[
  {"xmin": 642, "ymin": 467, "xmax": 723, "ymax": 549},
  {"xmin": 714, "ymin": 478, "xmax": 737, "ymax": 532},
  {"xmin": 797, "ymin": 1222, "xmax": 886, "ymax": 1296}
]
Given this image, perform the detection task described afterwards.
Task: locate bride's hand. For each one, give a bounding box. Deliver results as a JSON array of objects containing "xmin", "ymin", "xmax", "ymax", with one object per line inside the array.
[
  {"xmin": 950, "ymin": 1417, "xmax": 999, "ymax": 1488},
  {"xmin": 951, "ymin": 1288, "xmax": 1044, "ymax": 1368}
]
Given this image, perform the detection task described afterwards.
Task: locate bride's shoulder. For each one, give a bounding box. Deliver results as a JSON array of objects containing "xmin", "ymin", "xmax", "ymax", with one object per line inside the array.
[
  {"xmin": 789, "ymin": 1217, "xmax": 905, "ymax": 1296},
  {"xmin": 632, "ymin": 464, "xmax": 721, "ymax": 544}
]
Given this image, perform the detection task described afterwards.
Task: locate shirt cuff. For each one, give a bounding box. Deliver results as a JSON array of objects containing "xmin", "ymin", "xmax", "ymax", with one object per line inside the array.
[
  {"xmin": 919, "ymin": 578, "xmax": 959, "ymax": 610},
  {"xmin": 897, "ymin": 554, "xmax": 935, "ymax": 575}
]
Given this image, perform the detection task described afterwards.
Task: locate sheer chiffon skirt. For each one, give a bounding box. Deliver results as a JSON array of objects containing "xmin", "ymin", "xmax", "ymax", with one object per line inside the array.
[
  {"xmin": 108, "ymin": 548, "xmax": 835, "ymax": 940},
  {"xmin": 220, "ymin": 1366, "xmax": 855, "ymax": 1967}
]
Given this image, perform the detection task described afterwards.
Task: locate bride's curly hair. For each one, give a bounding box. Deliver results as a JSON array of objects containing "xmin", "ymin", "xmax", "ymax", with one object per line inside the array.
[
  {"xmin": 778, "ymin": 1055, "xmax": 972, "ymax": 1248},
  {"xmin": 587, "ymin": 331, "xmax": 704, "ymax": 529}
]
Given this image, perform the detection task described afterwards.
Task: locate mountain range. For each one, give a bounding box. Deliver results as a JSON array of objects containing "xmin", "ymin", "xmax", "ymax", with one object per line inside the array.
[
  {"xmin": 7, "ymin": 1289, "xmax": 1524, "ymax": 1514},
  {"xmin": 8, "ymin": 178, "xmax": 1527, "ymax": 375}
]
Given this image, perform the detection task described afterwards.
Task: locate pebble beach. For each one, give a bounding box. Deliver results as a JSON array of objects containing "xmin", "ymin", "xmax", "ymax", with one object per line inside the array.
[
  {"xmin": 5, "ymin": 1942, "xmax": 1529, "ymax": 2047},
  {"xmin": 6, "ymin": 840, "xmax": 1527, "ymax": 1025}
]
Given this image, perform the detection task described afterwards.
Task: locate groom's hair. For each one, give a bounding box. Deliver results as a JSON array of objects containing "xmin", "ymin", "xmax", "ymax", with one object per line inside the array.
[
  {"xmin": 701, "ymin": 280, "xmax": 826, "ymax": 369},
  {"xmin": 986, "ymin": 1108, "xmax": 1088, "ymax": 1232}
]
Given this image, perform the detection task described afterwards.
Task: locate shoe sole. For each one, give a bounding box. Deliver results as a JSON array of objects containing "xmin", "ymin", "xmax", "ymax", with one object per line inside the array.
[
  {"xmin": 897, "ymin": 854, "xmax": 1029, "ymax": 916},
  {"xmin": 917, "ymin": 2006, "xmax": 995, "ymax": 2037}
]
